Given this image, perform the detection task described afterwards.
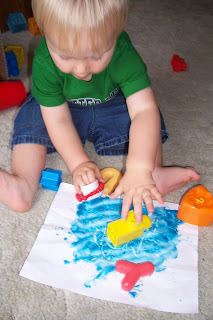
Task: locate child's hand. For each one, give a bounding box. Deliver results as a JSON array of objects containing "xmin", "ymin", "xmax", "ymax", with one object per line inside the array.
[
  {"xmin": 72, "ymin": 161, "xmax": 104, "ymax": 194},
  {"xmin": 110, "ymin": 168, "xmax": 164, "ymax": 223}
]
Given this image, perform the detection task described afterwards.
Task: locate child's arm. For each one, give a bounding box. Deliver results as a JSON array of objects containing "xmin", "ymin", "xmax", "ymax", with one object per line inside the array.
[
  {"xmin": 40, "ymin": 102, "xmax": 103, "ymax": 193},
  {"xmin": 111, "ymin": 86, "xmax": 164, "ymax": 222}
]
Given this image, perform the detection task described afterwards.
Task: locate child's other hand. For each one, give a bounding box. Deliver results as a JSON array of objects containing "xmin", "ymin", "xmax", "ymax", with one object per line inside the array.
[
  {"xmin": 72, "ymin": 161, "xmax": 104, "ymax": 194},
  {"xmin": 110, "ymin": 168, "xmax": 164, "ymax": 223}
]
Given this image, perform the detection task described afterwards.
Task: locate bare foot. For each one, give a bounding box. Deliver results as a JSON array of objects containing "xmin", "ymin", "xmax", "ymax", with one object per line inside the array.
[
  {"xmin": 153, "ymin": 166, "xmax": 201, "ymax": 197},
  {"xmin": 0, "ymin": 170, "xmax": 36, "ymax": 212}
]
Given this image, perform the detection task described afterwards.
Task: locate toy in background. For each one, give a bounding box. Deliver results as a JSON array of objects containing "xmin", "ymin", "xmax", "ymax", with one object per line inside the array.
[
  {"xmin": 177, "ymin": 185, "xmax": 213, "ymax": 226},
  {"xmin": 6, "ymin": 12, "xmax": 41, "ymax": 35},
  {"xmin": 0, "ymin": 81, "xmax": 26, "ymax": 111},
  {"xmin": 4, "ymin": 51, "xmax": 19, "ymax": 76},
  {"xmin": 0, "ymin": 27, "xmax": 26, "ymax": 110},
  {"xmin": 3, "ymin": 14, "xmax": 40, "ymax": 78},
  {"xmin": 4, "ymin": 45, "xmax": 24, "ymax": 69},
  {"xmin": 7, "ymin": 13, "xmax": 27, "ymax": 33},
  {"xmin": 4, "ymin": 46, "xmax": 25, "ymax": 76},
  {"xmin": 171, "ymin": 54, "xmax": 187, "ymax": 72},
  {"xmin": 28, "ymin": 17, "xmax": 41, "ymax": 35}
]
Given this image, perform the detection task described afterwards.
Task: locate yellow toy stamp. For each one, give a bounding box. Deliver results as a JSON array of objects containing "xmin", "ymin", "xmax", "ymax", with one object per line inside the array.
[{"xmin": 107, "ymin": 210, "xmax": 151, "ymax": 247}]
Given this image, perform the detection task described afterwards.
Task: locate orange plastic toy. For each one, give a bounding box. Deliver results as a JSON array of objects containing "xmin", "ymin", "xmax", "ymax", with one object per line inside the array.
[
  {"xmin": 177, "ymin": 185, "xmax": 213, "ymax": 226},
  {"xmin": 28, "ymin": 17, "xmax": 41, "ymax": 35},
  {"xmin": 101, "ymin": 168, "xmax": 122, "ymax": 195}
]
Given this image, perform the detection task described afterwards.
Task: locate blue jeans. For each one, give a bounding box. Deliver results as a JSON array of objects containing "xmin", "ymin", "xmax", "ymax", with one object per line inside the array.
[{"xmin": 11, "ymin": 91, "xmax": 168, "ymax": 155}]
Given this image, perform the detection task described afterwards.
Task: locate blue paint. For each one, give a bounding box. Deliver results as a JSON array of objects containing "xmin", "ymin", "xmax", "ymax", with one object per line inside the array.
[
  {"xmin": 64, "ymin": 260, "xmax": 71, "ymax": 264},
  {"xmin": 61, "ymin": 197, "xmax": 183, "ymax": 295},
  {"xmin": 129, "ymin": 284, "xmax": 143, "ymax": 298}
]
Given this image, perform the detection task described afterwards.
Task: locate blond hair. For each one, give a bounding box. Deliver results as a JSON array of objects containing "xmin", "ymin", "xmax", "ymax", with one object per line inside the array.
[{"xmin": 32, "ymin": 0, "xmax": 128, "ymax": 53}]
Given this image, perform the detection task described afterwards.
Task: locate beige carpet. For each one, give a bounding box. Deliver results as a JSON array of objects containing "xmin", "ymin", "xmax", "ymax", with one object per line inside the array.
[{"xmin": 0, "ymin": 0, "xmax": 213, "ymax": 319}]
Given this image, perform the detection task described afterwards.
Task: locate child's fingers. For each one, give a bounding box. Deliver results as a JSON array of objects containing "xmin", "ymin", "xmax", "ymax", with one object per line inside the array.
[
  {"xmin": 80, "ymin": 172, "xmax": 91, "ymax": 185},
  {"xmin": 110, "ymin": 183, "xmax": 123, "ymax": 199},
  {"xmin": 94, "ymin": 167, "xmax": 105, "ymax": 183},
  {"xmin": 82, "ymin": 164, "xmax": 104, "ymax": 184},
  {"xmin": 144, "ymin": 194, "xmax": 155, "ymax": 213},
  {"xmin": 155, "ymin": 190, "xmax": 164, "ymax": 205},
  {"xmin": 86, "ymin": 169, "xmax": 97, "ymax": 184},
  {"xmin": 121, "ymin": 194, "xmax": 133, "ymax": 220},
  {"xmin": 140, "ymin": 187, "xmax": 154, "ymax": 212},
  {"xmin": 132, "ymin": 196, "xmax": 143, "ymax": 223},
  {"xmin": 74, "ymin": 174, "xmax": 91, "ymax": 192},
  {"xmin": 151, "ymin": 187, "xmax": 164, "ymax": 205},
  {"xmin": 74, "ymin": 182, "xmax": 82, "ymax": 194}
]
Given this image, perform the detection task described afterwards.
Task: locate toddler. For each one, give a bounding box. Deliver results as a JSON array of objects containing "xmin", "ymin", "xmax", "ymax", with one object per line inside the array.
[{"xmin": 0, "ymin": 0, "xmax": 200, "ymax": 222}]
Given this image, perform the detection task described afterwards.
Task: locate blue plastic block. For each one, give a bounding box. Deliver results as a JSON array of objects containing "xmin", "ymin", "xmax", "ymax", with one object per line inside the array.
[
  {"xmin": 40, "ymin": 169, "xmax": 62, "ymax": 191},
  {"xmin": 5, "ymin": 51, "xmax": 19, "ymax": 76},
  {"xmin": 7, "ymin": 13, "xmax": 27, "ymax": 33}
]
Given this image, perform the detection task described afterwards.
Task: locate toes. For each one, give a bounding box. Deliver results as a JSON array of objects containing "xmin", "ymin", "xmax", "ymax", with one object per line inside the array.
[{"xmin": 186, "ymin": 168, "xmax": 201, "ymax": 182}]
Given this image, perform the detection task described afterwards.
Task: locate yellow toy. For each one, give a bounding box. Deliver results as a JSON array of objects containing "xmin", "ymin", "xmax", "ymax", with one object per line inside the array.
[
  {"xmin": 4, "ymin": 46, "xmax": 24, "ymax": 69},
  {"xmin": 107, "ymin": 210, "xmax": 151, "ymax": 247},
  {"xmin": 101, "ymin": 167, "xmax": 122, "ymax": 195}
]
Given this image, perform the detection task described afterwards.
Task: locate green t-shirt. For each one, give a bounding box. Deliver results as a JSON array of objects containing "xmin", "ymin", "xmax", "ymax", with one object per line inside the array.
[{"xmin": 32, "ymin": 30, "xmax": 151, "ymax": 107}]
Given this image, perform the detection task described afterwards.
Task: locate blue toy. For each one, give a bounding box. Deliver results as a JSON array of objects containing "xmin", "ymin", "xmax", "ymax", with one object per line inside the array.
[
  {"xmin": 7, "ymin": 13, "xmax": 27, "ymax": 33},
  {"xmin": 5, "ymin": 51, "xmax": 19, "ymax": 76},
  {"xmin": 40, "ymin": 169, "xmax": 62, "ymax": 191}
]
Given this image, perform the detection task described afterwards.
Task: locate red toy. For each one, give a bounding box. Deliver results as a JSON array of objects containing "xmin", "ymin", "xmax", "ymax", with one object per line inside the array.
[
  {"xmin": 75, "ymin": 181, "xmax": 104, "ymax": 202},
  {"xmin": 171, "ymin": 54, "xmax": 187, "ymax": 72},
  {"xmin": 115, "ymin": 260, "xmax": 155, "ymax": 291},
  {"xmin": 0, "ymin": 81, "xmax": 26, "ymax": 110}
]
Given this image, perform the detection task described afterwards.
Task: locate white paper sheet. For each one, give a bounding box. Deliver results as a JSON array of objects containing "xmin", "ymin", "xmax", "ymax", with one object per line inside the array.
[{"xmin": 20, "ymin": 183, "xmax": 198, "ymax": 313}]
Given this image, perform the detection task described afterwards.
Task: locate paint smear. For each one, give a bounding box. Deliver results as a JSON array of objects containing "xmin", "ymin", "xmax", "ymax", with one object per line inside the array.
[{"xmin": 58, "ymin": 197, "xmax": 183, "ymax": 295}]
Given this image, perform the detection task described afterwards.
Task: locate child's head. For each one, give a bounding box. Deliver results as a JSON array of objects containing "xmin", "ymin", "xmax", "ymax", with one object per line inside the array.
[{"xmin": 32, "ymin": 0, "xmax": 128, "ymax": 80}]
